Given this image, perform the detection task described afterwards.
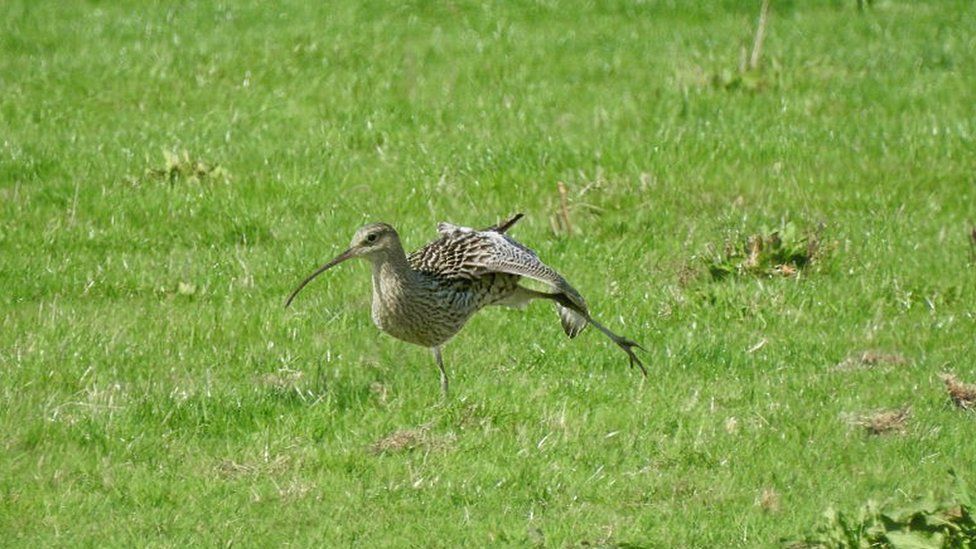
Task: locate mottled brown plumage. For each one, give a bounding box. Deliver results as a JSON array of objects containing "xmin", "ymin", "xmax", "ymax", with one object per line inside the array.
[{"xmin": 286, "ymin": 214, "xmax": 646, "ymax": 395}]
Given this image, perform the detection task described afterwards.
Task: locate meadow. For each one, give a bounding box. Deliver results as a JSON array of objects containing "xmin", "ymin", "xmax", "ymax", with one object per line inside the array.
[{"xmin": 2, "ymin": 0, "xmax": 975, "ymax": 545}]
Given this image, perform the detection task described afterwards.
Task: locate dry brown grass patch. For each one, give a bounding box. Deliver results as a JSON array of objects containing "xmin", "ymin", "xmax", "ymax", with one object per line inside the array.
[
  {"xmin": 833, "ymin": 350, "xmax": 907, "ymax": 372},
  {"xmin": 851, "ymin": 407, "xmax": 912, "ymax": 435},
  {"xmin": 260, "ymin": 368, "xmax": 304, "ymax": 391},
  {"xmin": 940, "ymin": 373, "xmax": 976, "ymax": 410},
  {"xmin": 757, "ymin": 487, "xmax": 781, "ymax": 513},
  {"xmin": 369, "ymin": 425, "xmax": 455, "ymax": 455}
]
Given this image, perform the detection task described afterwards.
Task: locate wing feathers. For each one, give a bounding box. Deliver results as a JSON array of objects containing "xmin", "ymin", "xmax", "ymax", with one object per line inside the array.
[{"xmin": 408, "ymin": 219, "xmax": 588, "ymax": 314}]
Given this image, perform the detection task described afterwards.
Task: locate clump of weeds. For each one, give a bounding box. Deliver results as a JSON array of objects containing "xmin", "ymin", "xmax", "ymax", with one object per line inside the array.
[
  {"xmin": 786, "ymin": 470, "xmax": 975, "ymax": 547},
  {"xmin": 703, "ymin": 220, "xmax": 828, "ymax": 280},
  {"xmin": 142, "ymin": 149, "xmax": 230, "ymax": 185}
]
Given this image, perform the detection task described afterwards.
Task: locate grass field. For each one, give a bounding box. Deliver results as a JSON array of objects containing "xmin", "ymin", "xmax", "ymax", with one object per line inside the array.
[{"xmin": 3, "ymin": 0, "xmax": 976, "ymax": 546}]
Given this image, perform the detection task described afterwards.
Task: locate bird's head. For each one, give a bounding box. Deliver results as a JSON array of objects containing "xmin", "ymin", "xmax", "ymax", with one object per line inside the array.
[
  {"xmin": 285, "ymin": 222, "xmax": 401, "ymax": 307},
  {"xmin": 348, "ymin": 222, "xmax": 400, "ymax": 258}
]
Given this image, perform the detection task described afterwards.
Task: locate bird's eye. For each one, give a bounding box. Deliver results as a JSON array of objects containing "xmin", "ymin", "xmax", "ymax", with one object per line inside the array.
[{"xmin": 366, "ymin": 233, "xmax": 378, "ymax": 243}]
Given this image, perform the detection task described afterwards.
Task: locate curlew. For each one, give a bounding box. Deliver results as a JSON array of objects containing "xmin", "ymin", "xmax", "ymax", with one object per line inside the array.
[{"xmin": 286, "ymin": 214, "xmax": 647, "ymax": 396}]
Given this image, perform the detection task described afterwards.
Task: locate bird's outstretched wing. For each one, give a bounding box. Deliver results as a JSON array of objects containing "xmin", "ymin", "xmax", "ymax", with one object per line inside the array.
[
  {"xmin": 408, "ymin": 219, "xmax": 589, "ymax": 336},
  {"xmin": 409, "ymin": 222, "xmax": 570, "ymax": 292}
]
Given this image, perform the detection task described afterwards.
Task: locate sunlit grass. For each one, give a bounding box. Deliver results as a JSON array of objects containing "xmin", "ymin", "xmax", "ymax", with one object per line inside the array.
[{"xmin": 2, "ymin": 0, "xmax": 975, "ymax": 545}]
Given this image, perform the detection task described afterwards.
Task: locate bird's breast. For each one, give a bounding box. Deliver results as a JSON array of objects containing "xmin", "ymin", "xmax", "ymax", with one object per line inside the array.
[{"xmin": 370, "ymin": 271, "xmax": 476, "ymax": 347}]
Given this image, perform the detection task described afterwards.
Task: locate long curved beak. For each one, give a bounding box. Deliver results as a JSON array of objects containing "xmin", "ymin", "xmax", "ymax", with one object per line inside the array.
[{"xmin": 284, "ymin": 248, "xmax": 355, "ymax": 308}]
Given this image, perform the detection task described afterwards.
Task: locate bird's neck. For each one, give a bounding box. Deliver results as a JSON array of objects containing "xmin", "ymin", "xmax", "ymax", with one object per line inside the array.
[{"xmin": 369, "ymin": 244, "xmax": 414, "ymax": 291}]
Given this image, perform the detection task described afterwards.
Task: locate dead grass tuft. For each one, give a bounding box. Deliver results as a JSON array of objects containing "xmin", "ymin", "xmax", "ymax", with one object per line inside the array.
[
  {"xmin": 851, "ymin": 407, "xmax": 912, "ymax": 435},
  {"xmin": 833, "ymin": 351, "xmax": 908, "ymax": 372},
  {"xmin": 260, "ymin": 368, "xmax": 304, "ymax": 391},
  {"xmin": 675, "ymin": 261, "xmax": 702, "ymax": 287},
  {"xmin": 758, "ymin": 487, "xmax": 781, "ymax": 513},
  {"xmin": 545, "ymin": 175, "xmax": 608, "ymax": 237},
  {"xmin": 369, "ymin": 382, "xmax": 390, "ymax": 406},
  {"xmin": 369, "ymin": 425, "xmax": 455, "ymax": 455},
  {"xmin": 940, "ymin": 373, "xmax": 976, "ymax": 410}
]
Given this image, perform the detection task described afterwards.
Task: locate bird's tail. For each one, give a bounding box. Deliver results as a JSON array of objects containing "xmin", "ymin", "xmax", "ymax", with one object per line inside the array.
[
  {"xmin": 556, "ymin": 304, "xmax": 587, "ymax": 338},
  {"xmin": 483, "ymin": 213, "xmax": 524, "ymax": 234}
]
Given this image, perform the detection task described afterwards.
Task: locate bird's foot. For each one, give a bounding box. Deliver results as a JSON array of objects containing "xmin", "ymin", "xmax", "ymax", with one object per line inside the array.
[
  {"xmin": 583, "ymin": 316, "xmax": 649, "ymax": 379},
  {"xmin": 613, "ymin": 336, "xmax": 648, "ymax": 378}
]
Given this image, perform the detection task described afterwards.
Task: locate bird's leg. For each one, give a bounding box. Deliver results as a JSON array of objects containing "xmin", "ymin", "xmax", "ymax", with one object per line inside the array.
[
  {"xmin": 432, "ymin": 346, "xmax": 449, "ymax": 397},
  {"xmin": 516, "ymin": 287, "xmax": 649, "ymax": 377}
]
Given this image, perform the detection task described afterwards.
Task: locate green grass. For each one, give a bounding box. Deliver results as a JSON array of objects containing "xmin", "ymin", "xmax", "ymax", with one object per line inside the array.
[{"xmin": 3, "ymin": 0, "xmax": 976, "ymax": 545}]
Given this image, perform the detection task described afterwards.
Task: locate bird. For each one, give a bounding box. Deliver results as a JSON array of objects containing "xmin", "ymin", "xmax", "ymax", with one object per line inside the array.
[{"xmin": 285, "ymin": 213, "xmax": 647, "ymax": 396}]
